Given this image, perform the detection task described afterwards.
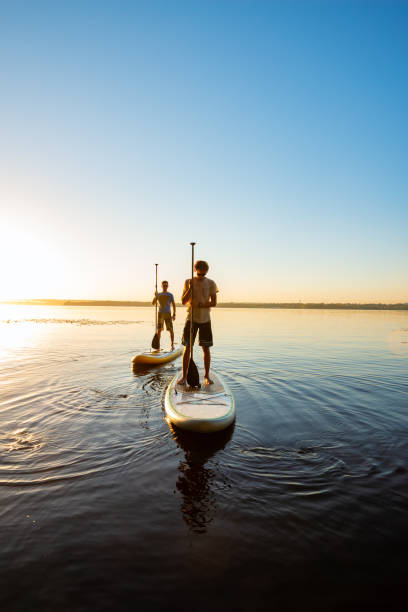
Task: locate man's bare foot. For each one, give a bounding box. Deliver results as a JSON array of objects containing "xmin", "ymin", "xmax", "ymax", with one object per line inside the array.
[
  {"xmin": 171, "ymin": 345, "xmax": 175, "ymax": 351},
  {"xmin": 177, "ymin": 377, "xmax": 186, "ymax": 385},
  {"xmin": 204, "ymin": 376, "xmax": 214, "ymax": 385}
]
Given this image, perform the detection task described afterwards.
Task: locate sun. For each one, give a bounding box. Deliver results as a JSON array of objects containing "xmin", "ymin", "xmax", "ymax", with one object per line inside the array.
[{"xmin": 0, "ymin": 222, "xmax": 60, "ymax": 301}]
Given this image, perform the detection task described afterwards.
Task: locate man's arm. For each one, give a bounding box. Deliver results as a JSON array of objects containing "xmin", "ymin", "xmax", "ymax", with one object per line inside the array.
[
  {"xmin": 210, "ymin": 280, "xmax": 218, "ymax": 307},
  {"xmin": 152, "ymin": 292, "xmax": 158, "ymax": 306},
  {"xmin": 171, "ymin": 295, "xmax": 176, "ymax": 319},
  {"xmin": 181, "ymin": 280, "xmax": 191, "ymax": 305}
]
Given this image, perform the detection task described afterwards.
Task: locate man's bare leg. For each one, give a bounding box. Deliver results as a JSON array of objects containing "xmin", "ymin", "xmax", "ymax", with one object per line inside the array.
[
  {"xmin": 156, "ymin": 329, "xmax": 162, "ymax": 349},
  {"xmin": 203, "ymin": 346, "xmax": 213, "ymax": 384},
  {"xmin": 177, "ymin": 347, "xmax": 190, "ymax": 385},
  {"xmin": 170, "ymin": 329, "xmax": 175, "ymax": 350}
]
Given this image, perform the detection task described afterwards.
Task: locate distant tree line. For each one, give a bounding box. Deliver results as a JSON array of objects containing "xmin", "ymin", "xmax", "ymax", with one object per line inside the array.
[
  {"xmin": 2, "ymin": 299, "xmax": 407, "ymax": 310},
  {"xmin": 217, "ymin": 302, "xmax": 408, "ymax": 310}
]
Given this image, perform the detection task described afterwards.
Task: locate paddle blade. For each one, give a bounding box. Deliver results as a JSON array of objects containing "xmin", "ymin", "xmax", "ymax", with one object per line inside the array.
[
  {"xmin": 187, "ymin": 358, "xmax": 200, "ymax": 388},
  {"xmin": 151, "ymin": 333, "xmax": 160, "ymax": 350}
]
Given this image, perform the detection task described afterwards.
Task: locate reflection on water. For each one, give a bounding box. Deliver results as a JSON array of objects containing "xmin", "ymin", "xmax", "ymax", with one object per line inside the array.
[
  {"xmin": 169, "ymin": 424, "xmax": 234, "ymax": 534},
  {"xmin": 1, "ymin": 318, "xmax": 143, "ymax": 326},
  {"xmin": 131, "ymin": 362, "xmax": 160, "ymax": 377}
]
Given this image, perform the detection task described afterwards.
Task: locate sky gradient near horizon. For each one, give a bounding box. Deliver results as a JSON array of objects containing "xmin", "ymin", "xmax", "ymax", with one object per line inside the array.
[{"xmin": 1, "ymin": 0, "xmax": 407, "ymax": 302}]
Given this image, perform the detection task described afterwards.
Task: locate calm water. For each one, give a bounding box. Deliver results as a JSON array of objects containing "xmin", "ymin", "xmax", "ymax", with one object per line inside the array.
[{"xmin": 1, "ymin": 305, "xmax": 407, "ymax": 611}]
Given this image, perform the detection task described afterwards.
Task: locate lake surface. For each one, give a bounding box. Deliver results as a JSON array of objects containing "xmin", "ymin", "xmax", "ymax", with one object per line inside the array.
[{"xmin": 1, "ymin": 305, "xmax": 407, "ymax": 611}]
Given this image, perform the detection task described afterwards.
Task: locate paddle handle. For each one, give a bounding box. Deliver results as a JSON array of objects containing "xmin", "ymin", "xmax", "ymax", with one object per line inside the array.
[
  {"xmin": 190, "ymin": 242, "xmax": 195, "ymax": 360},
  {"xmin": 155, "ymin": 263, "xmax": 158, "ymax": 332}
]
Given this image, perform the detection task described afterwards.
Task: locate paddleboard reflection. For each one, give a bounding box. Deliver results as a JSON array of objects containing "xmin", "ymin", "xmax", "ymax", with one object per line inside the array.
[
  {"xmin": 168, "ymin": 423, "xmax": 234, "ymax": 534},
  {"xmin": 131, "ymin": 362, "xmax": 158, "ymax": 377}
]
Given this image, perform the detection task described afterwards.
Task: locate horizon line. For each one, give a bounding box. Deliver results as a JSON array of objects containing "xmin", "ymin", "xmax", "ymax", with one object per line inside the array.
[{"xmin": 1, "ymin": 299, "xmax": 408, "ymax": 310}]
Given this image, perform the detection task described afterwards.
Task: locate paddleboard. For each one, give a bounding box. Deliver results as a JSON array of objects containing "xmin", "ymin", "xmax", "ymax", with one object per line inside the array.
[
  {"xmin": 164, "ymin": 369, "xmax": 235, "ymax": 433},
  {"xmin": 132, "ymin": 345, "xmax": 183, "ymax": 366}
]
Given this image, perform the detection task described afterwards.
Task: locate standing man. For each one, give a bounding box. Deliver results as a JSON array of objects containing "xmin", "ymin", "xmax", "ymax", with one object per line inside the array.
[
  {"xmin": 177, "ymin": 260, "xmax": 218, "ymax": 386},
  {"xmin": 152, "ymin": 281, "xmax": 176, "ymax": 350}
]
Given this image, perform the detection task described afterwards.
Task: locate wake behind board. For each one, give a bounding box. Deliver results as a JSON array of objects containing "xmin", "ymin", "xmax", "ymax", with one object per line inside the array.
[
  {"xmin": 165, "ymin": 369, "xmax": 235, "ymax": 433},
  {"xmin": 132, "ymin": 345, "xmax": 183, "ymax": 366}
]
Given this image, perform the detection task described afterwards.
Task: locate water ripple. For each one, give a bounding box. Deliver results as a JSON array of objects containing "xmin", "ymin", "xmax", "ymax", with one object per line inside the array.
[
  {"xmin": 0, "ymin": 306, "xmax": 407, "ymax": 611},
  {"xmin": 2, "ymin": 318, "xmax": 144, "ymax": 326}
]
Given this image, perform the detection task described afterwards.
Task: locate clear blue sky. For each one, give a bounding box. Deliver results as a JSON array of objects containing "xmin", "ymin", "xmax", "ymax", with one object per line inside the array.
[{"xmin": 1, "ymin": 0, "xmax": 407, "ymax": 302}]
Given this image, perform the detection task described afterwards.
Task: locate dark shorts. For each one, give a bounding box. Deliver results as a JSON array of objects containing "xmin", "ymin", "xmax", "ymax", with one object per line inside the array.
[
  {"xmin": 181, "ymin": 319, "xmax": 213, "ymax": 347},
  {"xmin": 158, "ymin": 312, "xmax": 173, "ymax": 331}
]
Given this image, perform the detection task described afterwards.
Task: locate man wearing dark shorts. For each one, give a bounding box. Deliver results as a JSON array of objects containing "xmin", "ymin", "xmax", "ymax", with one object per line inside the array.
[
  {"xmin": 177, "ymin": 260, "xmax": 218, "ymax": 386},
  {"xmin": 152, "ymin": 281, "xmax": 176, "ymax": 349}
]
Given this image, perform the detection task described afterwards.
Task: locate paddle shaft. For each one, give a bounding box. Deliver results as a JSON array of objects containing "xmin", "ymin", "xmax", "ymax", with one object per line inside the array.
[
  {"xmin": 155, "ymin": 263, "xmax": 158, "ymax": 332},
  {"xmin": 190, "ymin": 242, "xmax": 195, "ymax": 361}
]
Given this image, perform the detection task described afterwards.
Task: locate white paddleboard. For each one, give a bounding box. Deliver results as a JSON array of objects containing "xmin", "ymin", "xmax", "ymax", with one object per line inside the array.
[
  {"xmin": 164, "ymin": 369, "xmax": 235, "ymax": 433},
  {"xmin": 132, "ymin": 345, "xmax": 183, "ymax": 366}
]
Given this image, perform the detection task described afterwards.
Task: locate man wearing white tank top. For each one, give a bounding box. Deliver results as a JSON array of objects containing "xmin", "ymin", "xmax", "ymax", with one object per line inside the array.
[{"xmin": 177, "ymin": 260, "xmax": 218, "ymax": 385}]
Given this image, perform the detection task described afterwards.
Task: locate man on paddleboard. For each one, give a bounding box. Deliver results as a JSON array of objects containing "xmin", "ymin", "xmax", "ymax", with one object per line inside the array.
[
  {"xmin": 177, "ymin": 260, "xmax": 218, "ymax": 385},
  {"xmin": 152, "ymin": 281, "xmax": 176, "ymax": 349}
]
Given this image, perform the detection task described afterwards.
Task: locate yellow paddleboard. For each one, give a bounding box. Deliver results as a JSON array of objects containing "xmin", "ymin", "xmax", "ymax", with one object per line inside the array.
[{"xmin": 132, "ymin": 345, "xmax": 183, "ymax": 366}]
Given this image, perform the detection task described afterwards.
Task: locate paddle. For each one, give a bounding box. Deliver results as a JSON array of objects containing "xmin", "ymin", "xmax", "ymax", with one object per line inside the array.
[
  {"xmin": 151, "ymin": 263, "xmax": 160, "ymax": 350},
  {"xmin": 187, "ymin": 242, "xmax": 200, "ymax": 388}
]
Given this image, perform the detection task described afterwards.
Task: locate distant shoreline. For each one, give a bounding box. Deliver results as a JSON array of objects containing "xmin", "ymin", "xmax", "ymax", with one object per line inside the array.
[{"xmin": 2, "ymin": 299, "xmax": 408, "ymax": 310}]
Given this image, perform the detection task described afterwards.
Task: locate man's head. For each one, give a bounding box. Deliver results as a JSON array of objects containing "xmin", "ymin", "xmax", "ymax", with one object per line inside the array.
[
  {"xmin": 161, "ymin": 280, "xmax": 169, "ymax": 290},
  {"xmin": 194, "ymin": 260, "xmax": 209, "ymax": 278}
]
